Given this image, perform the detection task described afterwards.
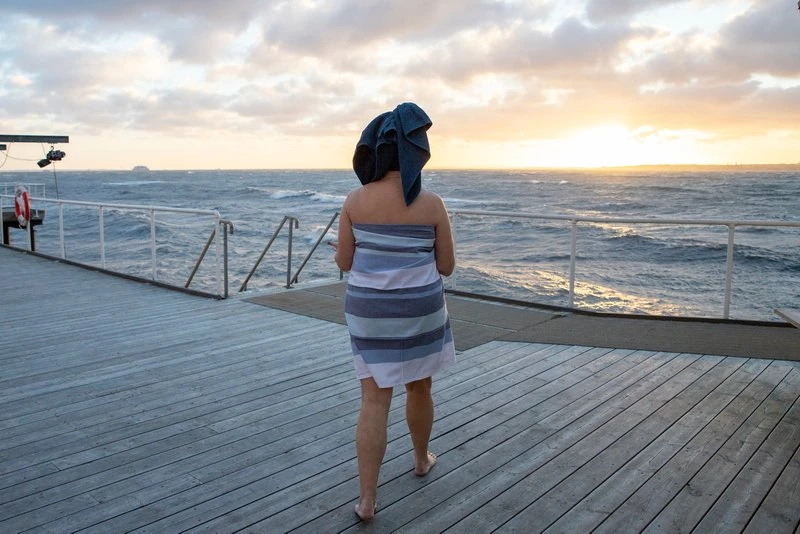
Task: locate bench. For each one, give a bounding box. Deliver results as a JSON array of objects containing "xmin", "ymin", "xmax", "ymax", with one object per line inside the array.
[{"xmin": 775, "ymin": 308, "xmax": 800, "ymax": 328}]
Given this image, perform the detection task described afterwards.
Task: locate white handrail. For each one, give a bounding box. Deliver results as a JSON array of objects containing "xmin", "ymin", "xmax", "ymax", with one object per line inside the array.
[
  {"xmin": 0, "ymin": 194, "xmax": 225, "ymax": 297},
  {"xmin": 0, "ymin": 182, "xmax": 46, "ymax": 198},
  {"xmin": 450, "ymin": 209, "xmax": 800, "ymax": 319}
]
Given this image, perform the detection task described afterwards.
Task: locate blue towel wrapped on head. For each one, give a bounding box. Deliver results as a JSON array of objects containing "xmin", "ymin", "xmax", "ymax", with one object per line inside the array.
[{"xmin": 352, "ymin": 102, "xmax": 432, "ymax": 206}]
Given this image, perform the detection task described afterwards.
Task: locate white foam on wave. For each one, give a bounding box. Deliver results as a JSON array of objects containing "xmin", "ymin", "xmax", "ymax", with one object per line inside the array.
[
  {"xmin": 268, "ymin": 190, "xmax": 345, "ymax": 203},
  {"xmin": 442, "ymin": 197, "xmax": 498, "ymax": 205},
  {"xmin": 311, "ymin": 192, "xmax": 346, "ymax": 204},
  {"xmin": 270, "ymin": 189, "xmax": 313, "ymax": 200},
  {"xmin": 105, "ymin": 181, "xmax": 165, "ymax": 186}
]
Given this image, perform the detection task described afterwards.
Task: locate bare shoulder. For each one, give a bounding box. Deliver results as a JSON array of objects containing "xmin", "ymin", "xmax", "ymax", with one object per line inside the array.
[
  {"xmin": 416, "ymin": 189, "xmax": 447, "ymax": 210},
  {"xmin": 416, "ymin": 190, "xmax": 448, "ymax": 217},
  {"xmin": 342, "ymin": 186, "xmax": 363, "ymax": 211}
]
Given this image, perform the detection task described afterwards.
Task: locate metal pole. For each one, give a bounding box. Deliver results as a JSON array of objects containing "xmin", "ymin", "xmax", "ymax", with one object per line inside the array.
[
  {"xmin": 223, "ymin": 222, "xmax": 229, "ymax": 298},
  {"xmin": 451, "ymin": 212, "xmax": 457, "ymax": 291},
  {"xmin": 26, "ymin": 201, "xmax": 33, "ymax": 251},
  {"xmin": 0, "ymin": 196, "xmax": 5, "ymax": 246},
  {"xmin": 290, "ymin": 211, "xmax": 339, "ymax": 285},
  {"xmin": 150, "ymin": 208, "xmax": 157, "ymax": 280},
  {"xmin": 569, "ymin": 220, "xmax": 577, "ymax": 308},
  {"xmin": 99, "ymin": 206, "xmax": 106, "ymax": 269},
  {"xmin": 59, "ymin": 202, "xmax": 65, "ymax": 259},
  {"xmin": 214, "ymin": 216, "xmax": 221, "ymax": 297},
  {"xmin": 286, "ymin": 217, "xmax": 297, "ymax": 288},
  {"xmin": 723, "ymin": 224, "xmax": 735, "ymax": 319},
  {"xmin": 240, "ymin": 216, "xmax": 290, "ymax": 292}
]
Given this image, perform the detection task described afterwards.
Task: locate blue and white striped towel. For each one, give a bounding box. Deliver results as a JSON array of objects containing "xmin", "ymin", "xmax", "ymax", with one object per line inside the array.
[{"xmin": 345, "ymin": 224, "xmax": 456, "ymax": 387}]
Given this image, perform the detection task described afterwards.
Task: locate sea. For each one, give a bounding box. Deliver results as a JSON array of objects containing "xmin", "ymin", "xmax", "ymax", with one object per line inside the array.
[{"xmin": 2, "ymin": 168, "xmax": 799, "ymax": 322}]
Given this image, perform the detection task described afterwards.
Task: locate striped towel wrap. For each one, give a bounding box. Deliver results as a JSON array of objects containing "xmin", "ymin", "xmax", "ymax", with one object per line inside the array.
[{"xmin": 345, "ymin": 223, "xmax": 456, "ymax": 388}]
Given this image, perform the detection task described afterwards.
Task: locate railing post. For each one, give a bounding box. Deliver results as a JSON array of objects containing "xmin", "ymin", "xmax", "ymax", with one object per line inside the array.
[
  {"xmin": 150, "ymin": 208, "xmax": 157, "ymax": 280},
  {"xmin": 290, "ymin": 211, "xmax": 339, "ymax": 285},
  {"xmin": 59, "ymin": 202, "xmax": 65, "ymax": 259},
  {"xmin": 0, "ymin": 196, "xmax": 5, "ymax": 246},
  {"xmin": 240, "ymin": 216, "xmax": 290, "ymax": 292},
  {"xmin": 223, "ymin": 222, "xmax": 230, "ymax": 298},
  {"xmin": 286, "ymin": 217, "xmax": 297, "ymax": 288},
  {"xmin": 214, "ymin": 217, "xmax": 221, "ymax": 297},
  {"xmin": 26, "ymin": 202, "xmax": 33, "ymax": 251},
  {"xmin": 99, "ymin": 206, "xmax": 106, "ymax": 269},
  {"xmin": 569, "ymin": 219, "xmax": 577, "ymax": 308},
  {"xmin": 723, "ymin": 224, "xmax": 735, "ymax": 319},
  {"xmin": 451, "ymin": 212, "xmax": 457, "ymax": 291}
]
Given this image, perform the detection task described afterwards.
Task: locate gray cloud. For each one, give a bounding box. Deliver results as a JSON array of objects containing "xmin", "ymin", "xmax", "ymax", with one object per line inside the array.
[
  {"xmin": 714, "ymin": 0, "xmax": 800, "ymax": 78},
  {"xmin": 585, "ymin": 0, "xmax": 685, "ymax": 23},
  {"xmin": 260, "ymin": 0, "xmax": 524, "ymax": 55}
]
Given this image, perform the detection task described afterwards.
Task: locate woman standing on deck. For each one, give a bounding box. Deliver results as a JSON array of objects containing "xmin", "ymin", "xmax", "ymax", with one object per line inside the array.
[{"xmin": 334, "ymin": 102, "xmax": 456, "ymax": 521}]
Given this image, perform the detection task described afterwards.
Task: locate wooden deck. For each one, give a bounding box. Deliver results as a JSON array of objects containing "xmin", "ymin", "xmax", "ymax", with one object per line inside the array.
[{"xmin": 1, "ymin": 247, "xmax": 799, "ymax": 533}]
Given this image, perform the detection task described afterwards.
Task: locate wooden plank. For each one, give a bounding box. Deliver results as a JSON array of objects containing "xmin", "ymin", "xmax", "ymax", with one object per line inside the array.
[
  {"xmin": 380, "ymin": 351, "xmax": 685, "ymax": 533},
  {"xmin": 554, "ymin": 359, "xmax": 786, "ymax": 532},
  {"xmin": 2, "ymin": 248, "xmax": 800, "ymax": 532},
  {"xmin": 79, "ymin": 344, "xmax": 596, "ymax": 533},
  {"xmin": 775, "ymin": 308, "xmax": 800, "ymax": 328},
  {"xmin": 692, "ymin": 368, "xmax": 800, "ymax": 533},
  {"xmin": 644, "ymin": 367, "xmax": 800, "ymax": 532},
  {"xmin": 258, "ymin": 351, "xmax": 691, "ymax": 534},
  {"xmin": 744, "ymin": 436, "xmax": 800, "ymax": 533},
  {"xmin": 175, "ymin": 347, "xmax": 635, "ymax": 533},
  {"xmin": 7, "ymin": 342, "xmax": 561, "ymax": 530}
]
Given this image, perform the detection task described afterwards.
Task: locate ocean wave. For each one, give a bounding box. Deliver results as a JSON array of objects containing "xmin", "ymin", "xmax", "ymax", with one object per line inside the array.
[
  {"xmin": 268, "ymin": 190, "xmax": 345, "ymax": 204},
  {"xmin": 270, "ymin": 189, "xmax": 313, "ymax": 200},
  {"xmin": 600, "ymin": 231, "xmax": 799, "ymax": 270},
  {"xmin": 104, "ymin": 181, "xmax": 165, "ymax": 186},
  {"xmin": 311, "ymin": 192, "xmax": 346, "ymax": 204}
]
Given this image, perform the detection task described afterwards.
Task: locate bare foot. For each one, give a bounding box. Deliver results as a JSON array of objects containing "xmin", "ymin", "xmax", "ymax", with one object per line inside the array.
[
  {"xmin": 354, "ymin": 501, "xmax": 377, "ymax": 521},
  {"xmin": 415, "ymin": 451, "xmax": 437, "ymax": 477}
]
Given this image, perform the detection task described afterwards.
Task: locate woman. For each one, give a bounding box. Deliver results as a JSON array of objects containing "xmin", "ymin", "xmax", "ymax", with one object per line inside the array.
[{"xmin": 335, "ymin": 102, "xmax": 456, "ymax": 521}]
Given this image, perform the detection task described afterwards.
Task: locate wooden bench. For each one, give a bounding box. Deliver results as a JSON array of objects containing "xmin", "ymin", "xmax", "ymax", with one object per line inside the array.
[{"xmin": 775, "ymin": 308, "xmax": 800, "ymax": 328}]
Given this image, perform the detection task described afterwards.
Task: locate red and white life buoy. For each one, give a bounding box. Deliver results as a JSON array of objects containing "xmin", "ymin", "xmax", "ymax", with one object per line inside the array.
[{"xmin": 14, "ymin": 186, "xmax": 31, "ymax": 228}]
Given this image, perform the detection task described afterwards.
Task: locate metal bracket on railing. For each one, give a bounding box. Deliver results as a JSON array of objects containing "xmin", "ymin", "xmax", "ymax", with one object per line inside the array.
[
  {"xmin": 186, "ymin": 219, "xmax": 234, "ymax": 298},
  {"xmin": 239, "ymin": 216, "xmax": 299, "ymax": 292},
  {"xmin": 289, "ymin": 211, "xmax": 339, "ymax": 286}
]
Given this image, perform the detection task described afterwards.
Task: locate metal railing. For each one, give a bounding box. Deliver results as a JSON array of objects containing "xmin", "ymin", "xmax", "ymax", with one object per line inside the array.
[
  {"xmin": 449, "ymin": 209, "xmax": 800, "ymax": 319},
  {"xmin": 0, "ymin": 194, "xmax": 229, "ymax": 298},
  {"xmin": 290, "ymin": 211, "xmax": 340, "ymax": 285},
  {"xmin": 0, "ymin": 182, "xmax": 46, "ymax": 198},
  {"xmin": 186, "ymin": 219, "xmax": 235, "ymax": 297},
  {"xmin": 240, "ymin": 216, "xmax": 299, "ymax": 291}
]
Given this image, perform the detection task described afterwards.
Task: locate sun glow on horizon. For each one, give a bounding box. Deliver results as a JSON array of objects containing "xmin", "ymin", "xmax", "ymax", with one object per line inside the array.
[{"xmin": 521, "ymin": 124, "xmax": 713, "ymax": 168}]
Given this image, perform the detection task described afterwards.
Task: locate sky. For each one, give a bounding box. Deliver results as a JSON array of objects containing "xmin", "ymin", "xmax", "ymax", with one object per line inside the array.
[{"xmin": 0, "ymin": 0, "xmax": 799, "ymax": 171}]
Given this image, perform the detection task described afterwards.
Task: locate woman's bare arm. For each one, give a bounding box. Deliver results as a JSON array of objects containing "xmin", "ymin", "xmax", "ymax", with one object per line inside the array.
[
  {"xmin": 432, "ymin": 195, "xmax": 455, "ymax": 276},
  {"xmin": 335, "ymin": 195, "xmax": 356, "ymax": 272}
]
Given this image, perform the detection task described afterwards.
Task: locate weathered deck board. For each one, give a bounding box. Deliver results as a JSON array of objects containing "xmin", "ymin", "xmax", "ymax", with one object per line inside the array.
[{"xmin": 1, "ymin": 248, "xmax": 799, "ymax": 533}]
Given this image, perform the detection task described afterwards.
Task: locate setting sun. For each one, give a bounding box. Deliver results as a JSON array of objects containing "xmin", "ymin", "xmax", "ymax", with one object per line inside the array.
[{"xmin": 559, "ymin": 125, "xmax": 641, "ymax": 167}]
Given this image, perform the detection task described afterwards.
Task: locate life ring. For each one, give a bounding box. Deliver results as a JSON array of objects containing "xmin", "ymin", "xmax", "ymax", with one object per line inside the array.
[{"xmin": 14, "ymin": 186, "xmax": 31, "ymax": 228}]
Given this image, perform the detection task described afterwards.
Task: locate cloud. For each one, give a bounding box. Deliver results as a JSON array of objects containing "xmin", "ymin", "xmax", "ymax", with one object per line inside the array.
[
  {"xmin": 585, "ymin": 0, "xmax": 685, "ymax": 22},
  {"xmin": 714, "ymin": 0, "xmax": 800, "ymax": 78},
  {"xmin": 260, "ymin": 0, "xmax": 521, "ymax": 55},
  {"xmin": 1, "ymin": 0, "xmax": 799, "ymax": 168}
]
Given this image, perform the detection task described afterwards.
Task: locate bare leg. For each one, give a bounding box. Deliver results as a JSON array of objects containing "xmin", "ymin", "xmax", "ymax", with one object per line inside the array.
[
  {"xmin": 355, "ymin": 377, "xmax": 392, "ymax": 520},
  {"xmin": 405, "ymin": 377, "xmax": 437, "ymax": 476}
]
